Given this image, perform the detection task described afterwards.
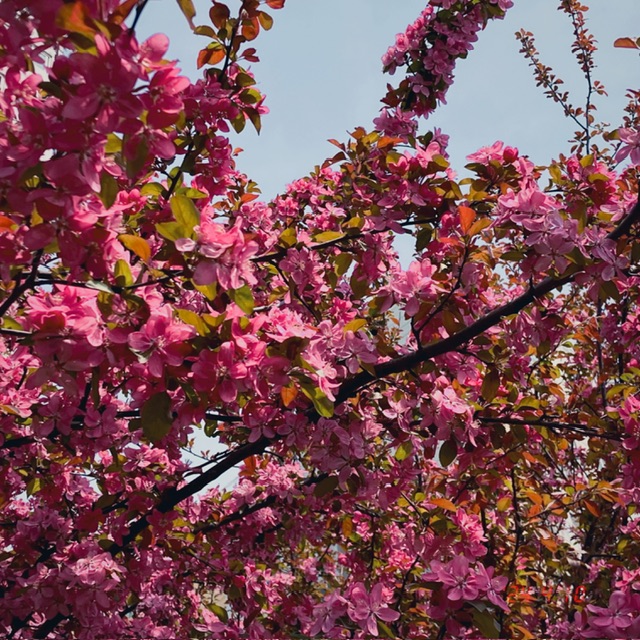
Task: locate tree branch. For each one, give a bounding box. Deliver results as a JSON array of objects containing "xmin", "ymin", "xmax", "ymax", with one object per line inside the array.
[{"xmin": 335, "ymin": 194, "xmax": 640, "ymax": 405}]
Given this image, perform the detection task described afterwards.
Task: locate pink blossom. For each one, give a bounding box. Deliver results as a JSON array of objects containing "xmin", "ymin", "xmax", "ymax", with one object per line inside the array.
[
  {"xmin": 347, "ymin": 582, "xmax": 400, "ymax": 636},
  {"xmin": 431, "ymin": 556, "xmax": 482, "ymax": 601},
  {"xmin": 302, "ymin": 344, "xmax": 341, "ymax": 400},
  {"xmin": 585, "ymin": 591, "xmax": 640, "ymax": 637},
  {"xmin": 615, "ymin": 127, "xmax": 640, "ymax": 166},
  {"xmin": 128, "ymin": 306, "xmax": 194, "ymax": 377}
]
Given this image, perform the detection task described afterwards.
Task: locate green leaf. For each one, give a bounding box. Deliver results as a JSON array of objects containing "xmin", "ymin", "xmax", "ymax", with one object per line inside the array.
[
  {"xmin": 240, "ymin": 88, "xmax": 262, "ymax": 105},
  {"xmin": 193, "ymin": 281, "xmax": 218, "ymax": 301},
  {"xmin": 334, "ymin": 253, "xmax": 353, "ymax": 276},
  {"xmin": 343, "ymin": 318, "xmax": 366, "ymax": 334},
  {"xmin": 279, "ymin": 227, "xmax": 297, "ymax": 247},
  {"xmin": 105, "ymin": 133, "xmax": 122, "ymax": 154},
  {"xmin": 439, "ymin": 439, "xmax": 457, "ymax": 467},
  {"xmin": 314, "ymin": 230, "xmax": 344, "ymax": 243},
  {"xmin": 156, "ymin": 221, "xmax": 184, "ymax": 242},
  {"xmin": 482, "ymin": 366, "xmax": 500, "ymax": 402},
  {"xmin": 471, "ymin": 607, "xmax": 500, "ymax": 639},
  {"xmin": 377, "ymin": 620, "xmax": 396, "ymax": 639},
  {"xmin": 141, "ymin": 392, "xmax": 173, "ymax": 443},
  {"xmin": 516, "ymin": 396, "xmax": 540, "ymax": 410},
  {"xmin": 228, "ymin": 285, "xmax": 254, "ymax": 315},
  {"xmin": 231, "ymin": 112, "xmax": 246, "ymax": 134},
  {"xmin": 313, "ymin": 475, "xmax": 339, "ymax": 498},
  {"xmin": 125, "ymin": 136, "xmax": 149, "ymax": 178},
  {"xmin": 395, "ymin": 440, "xmax": 413, "ymax": 461},
  {"xmin": 204, "ymin": 420, "xmax": 218, "ymax": 437},
  {"xmin": 245, "ymin": 108, "xmax": 262, "ymax": 134},
  {"xmin": 176, "ymin": 308, "xmax": 209, "ymax": 336},
  {"xmin": 175, "ymin": 0, "xmax": 196, "ymax": 28},
  {"xmin": 431, "ymin": 154, "xmax": 450, "ymax": 170},
  {"xmin": 99, "ymin": 172, "xmax": 119, "ymax": 209},
  {"xmin": 258, "ymin": 11, "xmax": 273, "ymax": 30},
  {"xmin": 579, "ymin": 153, "xmax": 594, "ymax": 168},
  {"xmin": 298, "ymin": 379, "xmax": 334, "ymax": 418},
  {"xmin": 181, "ymin": 187, "xmax": 209, "ymax": 199},
  {"xmin": 114, "ymin": 259, "xmax": 133, "ymax": 287},
  {"xmin": 170, "ymin": 195, "xmax": 200, "ymax": 238},
  {"xmin": 140, "ymin": 183, "xmax": 165, "ymax": 197},
  {"xmin": 26, "ymin": 477, "xmax": 41, "ymax": 496},
  {"xmin": 208, "ymin": 603, "xmax": 228, "ymax": 623},
  {"xmin": 236, "ymin": 72, "xmax": 256, "ymax": 87},
  {"xmin": 1, "ymin": 316, "xmax": 24, "ymax": 332},
  {"xmin": 86, "ymin": 280, "xmax": 115, "ymax": 294},
  {"xmin": 193, "ymin": 25, "xmax": 216, "ymax": 38}
]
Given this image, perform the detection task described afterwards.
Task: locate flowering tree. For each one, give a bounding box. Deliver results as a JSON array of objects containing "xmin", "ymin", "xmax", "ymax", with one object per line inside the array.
[{"xmin": 1, "ymin": 0, "xmax": 639, "ymax": 638}]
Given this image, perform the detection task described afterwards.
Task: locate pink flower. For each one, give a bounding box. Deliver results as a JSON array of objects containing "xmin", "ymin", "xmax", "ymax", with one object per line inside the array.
[
  {"xmin": 177, "ymin": 216, "xmax": 258, "ymax": 291},
  {"xmin": 302, "ymin": 345, "xmax": 340, "ymax": 400},
  {"xmin": 421, "ymin": 385, "xmax": 471, "ymax": 440},
  {"xmin": 347, "ymin": 582, "xmax": 400, "ymax": 636},
  {"xmin": 128, "ymin": 306, "xmax": 194, "ymax": 377},
  {"xmin": 474, "ymin": 564, "xmax": 509, "ymax": 611},
  {"xmin": 615, "ymin": 127, "xmax": 640, "ymax": 166},
  {"xmin": 59, "ymin": 34, "xmax": 142, "ymax": 131},
  {"xmin": 192, "ymin": 342, "xmax": 245, "ymax": 403},
  {"xmin": 437, "ymin": 556, "xmax": 482, "ymax": 602},
  {"xmin": 586, "ymin": 591, "xmax": 640, "ymax": 636},
  {"xmin": 620, "ymin": 394, "xmax": 640, "ymax": 450}
]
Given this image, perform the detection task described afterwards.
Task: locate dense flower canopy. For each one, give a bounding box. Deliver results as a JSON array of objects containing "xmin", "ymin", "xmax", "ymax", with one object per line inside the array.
[{"xmin": 0, "ymin": 0, "xmax": 639, "ymax": 638}]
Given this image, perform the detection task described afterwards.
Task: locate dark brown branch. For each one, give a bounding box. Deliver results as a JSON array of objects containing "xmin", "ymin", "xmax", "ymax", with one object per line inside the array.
[
  {"xmin": 111, "ymin": 436, "xmax": 271, "ymax": 553},
  {"xmin": 0, "ymin": 328, "xmax": 31, "ymax": 338},
  {"xmin": 0, "ymin": 250, "xmax": 42, "ymax": 319},
  {"xmin": 194, "ymin": 473, "xmax": 328, "ymax": 535},
  {"xmin": 335, "ymin": 194, "xmax": 640, "ymax": 405},
  {"xmin": 476, "ymin": 416, "xmax": 622, "ymax": 441},
  {"xmin": 129, "ymin": 0, "xmax": 149, "ymax": 33}
]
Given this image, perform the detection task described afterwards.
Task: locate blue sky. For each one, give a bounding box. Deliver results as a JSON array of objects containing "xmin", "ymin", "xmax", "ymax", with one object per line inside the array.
[{"xmin": 141, "ymin": 1, "xmax": 640, "ymax": 199}]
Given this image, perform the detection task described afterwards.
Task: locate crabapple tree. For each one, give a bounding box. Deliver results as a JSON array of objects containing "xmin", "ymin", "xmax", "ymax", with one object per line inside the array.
[{"xmin": 1, "ymin": 0, "xmax": 640, "ymax": 638}]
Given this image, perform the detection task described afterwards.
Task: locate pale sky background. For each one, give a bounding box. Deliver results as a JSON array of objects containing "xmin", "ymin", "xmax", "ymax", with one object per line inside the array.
[{"xmin": 141, "ymin": 1, "xmax": 640, "ymax": 199}]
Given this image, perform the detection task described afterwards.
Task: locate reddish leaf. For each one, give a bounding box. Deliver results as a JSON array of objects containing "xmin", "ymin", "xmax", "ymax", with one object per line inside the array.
[
  {"xmin": 584, "ymin": 500, "xmax": 601, "ymax": 517},
  {"xmin": 481, "ymin": 366, "xmax": 500, "ymax": 402},
  {"xmin": 56, "ymin": 1, "xmax": 96, "ymax": 37},
  {"xmin": 431, "ymin": 497, "xmax": 457, "ymax": 512},
  {"xmin": 458, "ymin": 205, "xmax": 477, "ymax": 234},
  {"xmin": 0, "ymin": 215, "xmax": 15, "ymax": 231},
  {"xmin": 242, "ymin": 47, "xmax": 259, "ymax": 62},
  {"xmin": 119, "ymin": 234, "xmax": 151, "ymax": 263},
  {"xmin": 197, "ymin": 46, "xmax": 226, "ymax": 69},
  {"xmin": 240, "ymin": 455, "xmax": 257, "ymax": 477},
  {"xmin": 109, "ymin": 0, "xmax": 139, "ymax": 25},
  {"xmin": 614, "ymin": 37, "xmax": 640, "ymax": 49},
  {"xmin": 241, "ymin": 19, "xmax": 259, "ymax": 41},
  {"xmin": 209, "ymin": 3, "xmax": 230, "ymax": 29}
]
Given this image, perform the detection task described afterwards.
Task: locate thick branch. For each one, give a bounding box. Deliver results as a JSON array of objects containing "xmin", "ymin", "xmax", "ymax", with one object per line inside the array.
[
  {"xmin": 477, "ymin": 416, "xmax": 622, "ymax": 441},
  {"xmin": 335, "ymin": 194, "xmax": 640, "ymax": 405},
  {"xmin": 0, "ymin": 250, "xmax": 42, "ymax": 319},
  {"xmin": 111, "ymin": 436, "xmax": 270, "ymax": 552}
]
